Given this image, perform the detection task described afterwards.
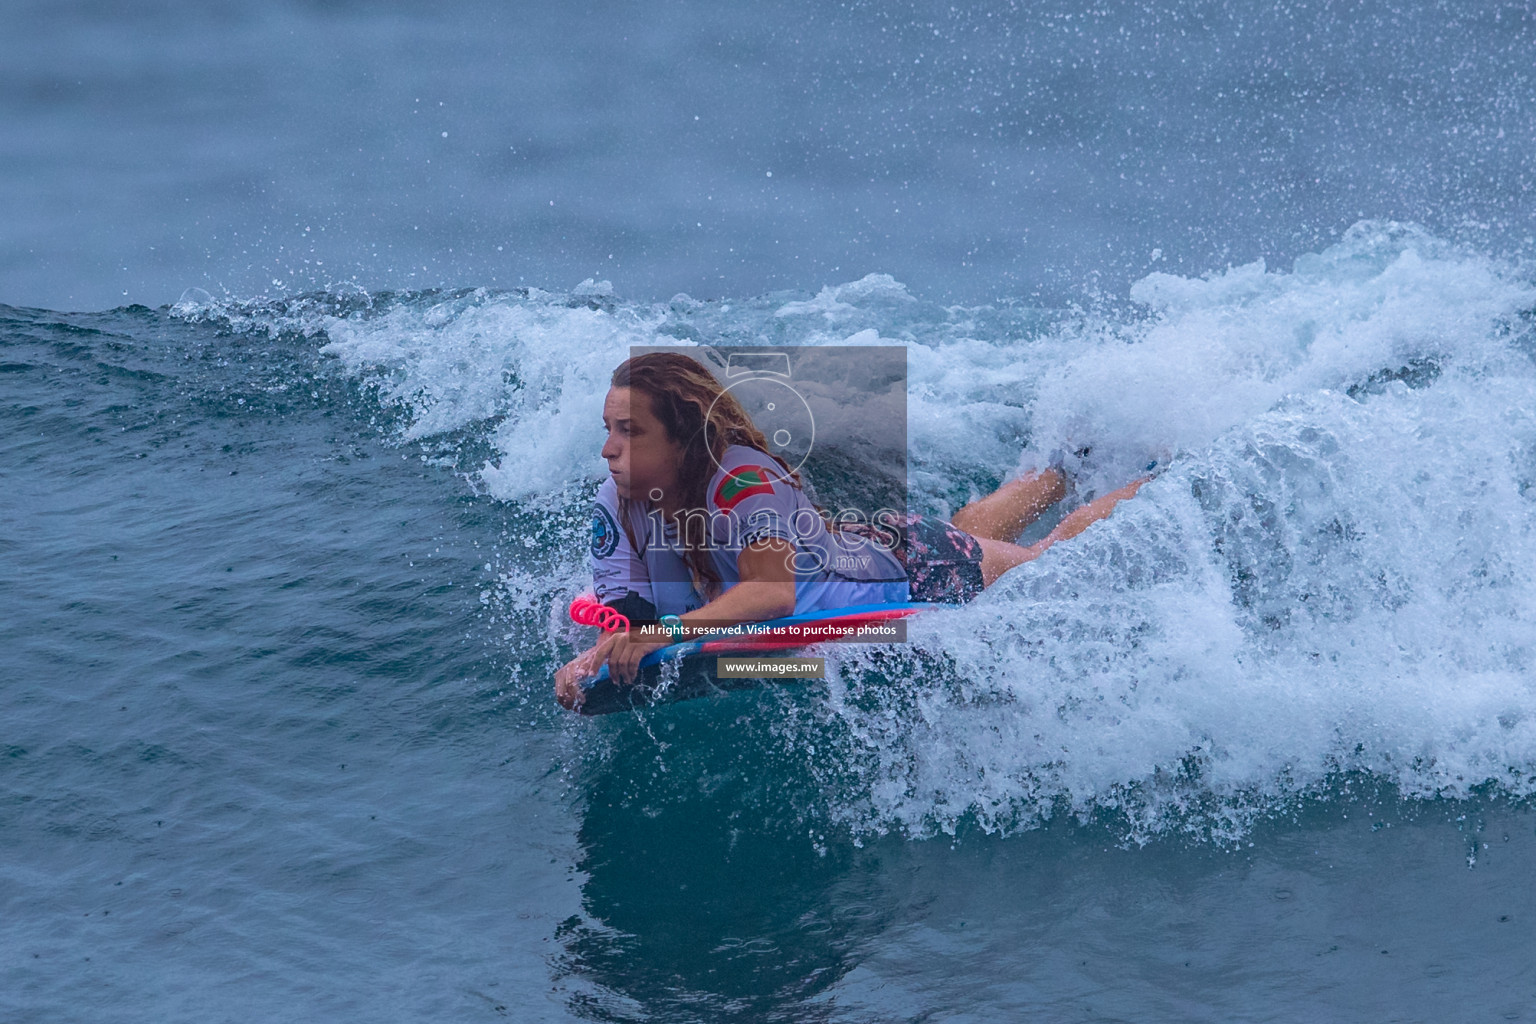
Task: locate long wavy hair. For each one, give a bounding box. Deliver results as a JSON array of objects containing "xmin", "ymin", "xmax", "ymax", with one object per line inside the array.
[{"xmin": 611, "ymin": 352, "xmax": 801, "ymax": 595}]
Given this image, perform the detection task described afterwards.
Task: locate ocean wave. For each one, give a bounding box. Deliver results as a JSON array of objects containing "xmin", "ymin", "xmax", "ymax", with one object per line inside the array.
[{"xmin": 174, "ymin": 221, "xmax": 1536, "ymax": 841}]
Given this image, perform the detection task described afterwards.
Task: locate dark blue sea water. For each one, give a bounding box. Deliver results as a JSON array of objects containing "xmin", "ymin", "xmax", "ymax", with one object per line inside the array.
[{"xmin": 5, "ymin": 2, "xmax": 1536, "ymax": 1021}]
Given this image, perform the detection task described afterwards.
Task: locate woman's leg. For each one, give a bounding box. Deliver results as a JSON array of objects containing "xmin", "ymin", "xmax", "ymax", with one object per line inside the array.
[
  {"xmin": 950, "ymin": 469, "xmax": 1067, "ymax": 544},
  {"xmin": 974, "ymin": 475, "xmax": 1151, "ymax": 586},
  {"xmin": 1035, "ymin": 476, "xmax": 1150, "ymax": 547}
]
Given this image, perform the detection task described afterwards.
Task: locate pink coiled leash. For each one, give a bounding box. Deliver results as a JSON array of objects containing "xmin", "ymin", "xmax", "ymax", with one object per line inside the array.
[{"xmin": 568, "ymin": 594, "xmax": 630, "ymax": 633}]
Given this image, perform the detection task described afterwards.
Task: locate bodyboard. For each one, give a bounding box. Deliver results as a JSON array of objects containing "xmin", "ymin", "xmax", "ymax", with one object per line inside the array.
[{"xmin": 574, "ymin": 602, "xmax": 934, "ymax": 715}]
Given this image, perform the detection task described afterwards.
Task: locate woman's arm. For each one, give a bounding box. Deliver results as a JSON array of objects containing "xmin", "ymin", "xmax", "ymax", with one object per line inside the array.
[
  {"xmin": 691, "ymin": 537, "xmax": 798, "ymax": 622},
  {"xmin": 561, "ymin": 479, "xmax": 662, "ymax": 707},
  {"xmin": 601, "ymin": 537, "xmax": 797, "ymax": 687},
  {"xmin": 555, "ymin": 630, "xmax": 624, "ymax": 709}
]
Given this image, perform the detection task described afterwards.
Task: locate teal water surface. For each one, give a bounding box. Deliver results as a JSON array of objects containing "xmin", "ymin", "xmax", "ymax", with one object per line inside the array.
[{"xmin": 6, "ymin": 257, "xmax": 1536, "ymax": 1020}]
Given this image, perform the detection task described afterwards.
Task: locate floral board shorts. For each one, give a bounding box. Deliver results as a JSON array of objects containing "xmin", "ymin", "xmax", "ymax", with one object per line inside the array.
[{"xmin": 886, "ymin": 513, "xmax": 985, "ymax": 604}]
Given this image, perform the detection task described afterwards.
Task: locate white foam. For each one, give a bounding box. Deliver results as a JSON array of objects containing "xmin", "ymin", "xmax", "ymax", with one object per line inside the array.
[
  {"xmin": 318, "ymin": 291, "xmax": 671, "ymax": 500},
  {"xmin": 1026, "ymin": 222, "xmax": 1535, "ymax": 490},
  {"xmin": 815, "ymin": 225, "xmax": 1536, "ymax": 840},
  {"xmin": 275, "ymin": 223, "xmax": 1536, "ymax": 840}
]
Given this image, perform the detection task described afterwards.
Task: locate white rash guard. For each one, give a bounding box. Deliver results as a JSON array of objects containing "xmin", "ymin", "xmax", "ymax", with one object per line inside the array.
[{"xmin": 589, "ymin": 445, "xmax": 908, "ymax": 618}]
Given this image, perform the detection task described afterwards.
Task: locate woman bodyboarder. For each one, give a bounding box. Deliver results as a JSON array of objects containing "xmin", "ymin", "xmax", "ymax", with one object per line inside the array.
[{"xmin": 556, "ymin": 352, "xmax": 1152, "ymax": 710}]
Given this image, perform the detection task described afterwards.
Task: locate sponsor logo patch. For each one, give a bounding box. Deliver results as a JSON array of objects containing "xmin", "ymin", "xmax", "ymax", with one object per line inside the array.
[
  {"xmin": 713, "ymin": 465, "xmax": 777, "ymax": 511},
  {"xmin": 591, "ymin": 504, "xmax": 620, "ymax": 558}
]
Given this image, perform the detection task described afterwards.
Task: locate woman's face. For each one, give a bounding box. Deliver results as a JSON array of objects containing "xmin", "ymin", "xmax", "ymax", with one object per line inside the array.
[{"xmin": 601, "ymin": 386, "xmax": 682, "ymax": 503}]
